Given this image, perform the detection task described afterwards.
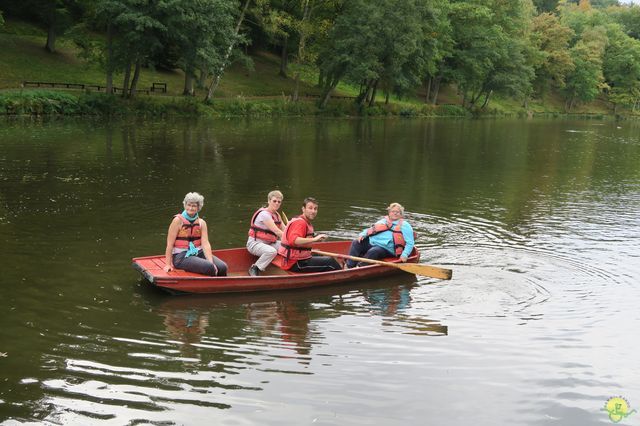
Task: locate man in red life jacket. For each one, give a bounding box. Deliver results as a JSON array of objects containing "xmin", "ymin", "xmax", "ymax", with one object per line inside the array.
[{"xmin": 275, "ymin": 197, "xmax": 341, "ymax": 273}]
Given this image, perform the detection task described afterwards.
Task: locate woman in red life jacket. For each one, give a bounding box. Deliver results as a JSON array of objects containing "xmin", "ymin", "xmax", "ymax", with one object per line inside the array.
[
  {"xmin": 164, "ymin": 192, "xmax": 228, "ymax": 276},
  {"xmin": 276, "ymin": 197, "xmax": 341, "ymax": 273},
  {"xmin": 345, "ymin": 202, "xmax": 415, "ymax": 268},
  {"xmin": 246, "ymin": 190, "xmax": 286, "ymax": 276}
]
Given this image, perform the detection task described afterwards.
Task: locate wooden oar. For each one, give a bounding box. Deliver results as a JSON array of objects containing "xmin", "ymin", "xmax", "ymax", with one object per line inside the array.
[
  {"xmin": 281, "ymin": 211, "xmax": 289, "ymax": 225},
  {"xmin": 311, "ymin": 249, "xmax": 453, "ymax": 280}
]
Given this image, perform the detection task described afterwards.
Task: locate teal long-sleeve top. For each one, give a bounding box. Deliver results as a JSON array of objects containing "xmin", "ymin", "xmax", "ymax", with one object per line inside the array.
[{"xmin": 359, "ymin": 218, "xmax": 415, "ymax": 258}]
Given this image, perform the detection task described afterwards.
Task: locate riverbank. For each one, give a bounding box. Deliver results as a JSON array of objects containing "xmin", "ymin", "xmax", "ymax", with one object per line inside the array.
[
  {"xmin": 0, "ymin": 89, "xmax": 473, "ymax": 118},
  {"xmin": 0, "ymin": 19, "xmax": 631, "ymax": 119}
]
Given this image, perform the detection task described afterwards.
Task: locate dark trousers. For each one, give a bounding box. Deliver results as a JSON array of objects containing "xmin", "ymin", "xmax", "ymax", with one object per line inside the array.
[
  {"xmin": 346, "ymin": 238, "xmax": 392, "ymax": 268},
  {"xmin": 173, "ymin": 250, "xmax": 228, "ymax": 276},
  {"xmin": 290, "ymin": 254, "xmax": 341, "ymax": 273}
]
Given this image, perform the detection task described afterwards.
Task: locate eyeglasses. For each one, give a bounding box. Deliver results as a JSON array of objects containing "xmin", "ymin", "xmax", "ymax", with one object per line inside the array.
[
  {"xmin": 270, "ymin": 199, "xmax": 282, "ymax": 204},
  {"xmin": 389, "ymin": 210, "xmax": 402, "ymax": 214}
]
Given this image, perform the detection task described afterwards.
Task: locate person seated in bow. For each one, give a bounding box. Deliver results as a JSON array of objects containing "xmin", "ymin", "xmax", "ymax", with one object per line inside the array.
[
  {"xmin": 275, "ymin": 197, "xmax": 341, "ymax": 273},
  {"xmin": 246, "ymin": 190, "xmax": 286, "ymax": 276},
  {"xmin": 345, "ymin": 202, "xmax": 415, "ymax": 268},
  {"xmin": 164, "ymin": 192, "xmax": 227, "ymax": 276}
]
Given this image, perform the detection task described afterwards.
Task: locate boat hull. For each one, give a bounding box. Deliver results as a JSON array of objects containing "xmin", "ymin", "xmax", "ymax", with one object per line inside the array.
[{"xmin": 132, "ymin": 241, "xmax": 420, "ymax": 294}]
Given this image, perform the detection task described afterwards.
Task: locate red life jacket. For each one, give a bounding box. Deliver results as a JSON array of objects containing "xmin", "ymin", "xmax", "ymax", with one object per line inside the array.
[
  {"xmin": 173, "ymin": 214, "xmax": 202, "ymax": 249},
  {"xmin": 277, "ymin": 216, "xmax": 314, "ymax": 261},
  {"xmin": 365, "ymin": 216, "xmax": 406, "ymax": 256},
  {"xmin": 248, "ymin": 208, "xmax": 282, "ymax": 243}
]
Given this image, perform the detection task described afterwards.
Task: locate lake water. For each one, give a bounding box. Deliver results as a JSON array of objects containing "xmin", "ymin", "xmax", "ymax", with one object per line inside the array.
[{"xmin": 0, "ymin": 117, "xmax": 638, "ymax": 425}]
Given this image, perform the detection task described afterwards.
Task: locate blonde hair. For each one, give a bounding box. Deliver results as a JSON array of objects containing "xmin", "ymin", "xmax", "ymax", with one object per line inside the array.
[
  {"xmin": 387, "ymin": 202, "xmax": 404, "ymax": 215},
  {"xmin": 267, "ymin": 190, "xmax": 283, "ymax": 202},
  {"xmin": 183, "ymin": 192, "xmax": 204, "ymax": 211}
]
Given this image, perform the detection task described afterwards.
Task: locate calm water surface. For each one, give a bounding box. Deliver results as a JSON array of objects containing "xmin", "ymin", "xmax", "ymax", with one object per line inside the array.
[{"xmin": 0, "ymin": 117, "xmax": 639, "ymax": 425}]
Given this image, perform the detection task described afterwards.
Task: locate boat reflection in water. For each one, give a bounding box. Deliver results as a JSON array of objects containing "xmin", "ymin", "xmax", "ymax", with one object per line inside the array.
[{"xmin": 148, "ymin": 275, "xmax": 448, "ymax": 362}]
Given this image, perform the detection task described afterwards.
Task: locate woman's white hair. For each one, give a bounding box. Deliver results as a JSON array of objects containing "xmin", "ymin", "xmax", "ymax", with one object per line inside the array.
[
  {"xmin": 183, "ymin": 192, "xmax": 204, "ymax": 211},
  {"xmin": 387, "ymin": 202, "xmax": 404, "ymax": 215},
  {"xmin": 268, "ymin": 190, "xmax": 283, "ymax": 201}
]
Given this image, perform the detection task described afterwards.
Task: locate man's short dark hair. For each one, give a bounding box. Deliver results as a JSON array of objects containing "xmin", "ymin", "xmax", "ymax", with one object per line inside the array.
[{"xmin": 303, "ymin": 197, "xmax": 318, "ymax": 207}]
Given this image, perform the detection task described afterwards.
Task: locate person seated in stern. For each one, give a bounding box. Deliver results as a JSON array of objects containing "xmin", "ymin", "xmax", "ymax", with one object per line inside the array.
[
  {"xmin": 164, "ymin": 192, "xmax": 228, "ymax": 276},
  {"xmin": 276, "ymin": 197, "xmax": 341, "ymax": 273},
  {"xmin": 246, "ymin": 190, "xmax": 286, "ymax": 276},
  {"xmin": 346, "ymin": 202, "xmax": 415, "ymax": 268}
]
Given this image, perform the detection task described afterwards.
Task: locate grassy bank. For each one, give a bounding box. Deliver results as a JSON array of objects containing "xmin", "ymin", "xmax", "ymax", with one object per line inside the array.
[
  {"xmin": 0, "ymin": 89, "xmax": 471, "ymax": 117},
  {"xmin": 0, "ymin": 18, "xmax": 627, "ymax": 118}
]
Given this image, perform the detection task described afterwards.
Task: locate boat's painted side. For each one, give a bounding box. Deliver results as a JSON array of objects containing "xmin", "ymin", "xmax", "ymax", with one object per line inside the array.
[{"xmin": 132, "ymin": 241, "xmax": 420, "ymax": 294}]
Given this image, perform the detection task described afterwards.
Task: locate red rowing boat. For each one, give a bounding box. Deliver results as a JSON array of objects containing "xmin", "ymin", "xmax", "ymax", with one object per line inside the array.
[{"xmin": 132, "ymin": 241, "xmax": 420, "ymax": 294}]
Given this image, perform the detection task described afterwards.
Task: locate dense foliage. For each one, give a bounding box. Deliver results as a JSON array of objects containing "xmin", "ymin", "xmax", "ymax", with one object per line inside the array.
[{"xmin": 3, "ymin": 0, "xmax": 640, "ymax": 112}]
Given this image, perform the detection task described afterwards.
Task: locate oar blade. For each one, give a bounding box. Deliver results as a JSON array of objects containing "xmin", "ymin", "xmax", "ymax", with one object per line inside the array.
[{"xmin": 398, "ymin": 262, "xmax": 452, "ymax": 280}]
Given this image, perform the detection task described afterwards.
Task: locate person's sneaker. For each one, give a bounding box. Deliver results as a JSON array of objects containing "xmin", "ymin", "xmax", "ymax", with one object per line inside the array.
[{"xmin": 248, "ymin": 264, "xmax": 260, "ymax": 276}]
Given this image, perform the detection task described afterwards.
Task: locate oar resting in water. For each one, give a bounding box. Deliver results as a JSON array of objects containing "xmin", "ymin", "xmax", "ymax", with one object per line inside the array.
[{"xmin": 311, "ymin": 249, "xmax": 452, "ymax": 280}]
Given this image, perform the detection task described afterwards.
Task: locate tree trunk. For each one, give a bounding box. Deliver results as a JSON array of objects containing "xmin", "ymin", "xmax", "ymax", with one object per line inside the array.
[
  {"xmin": 368, "ymin": 79, "xmax": 378, "ymax": 107},
  {"xmin": 481, "ymin": 90, "xmax": 492, "ymax": 110},
  {"xmin": 129, "ymin": 60, "xmax": 142, "ymax": 98},
  {"xmin": 318, "ymin": 69, "xmax": 325, "ymax": 88},
  {"xmin": 184, "ymin": 71, "xmax": 195, "ymax": 96},
  {"xmin": 424, "ymin": 77, "xmax": 432, "ymax": 104},
  {"xmin": 431, "ymin": 76, "xmax": 441, "ymax": 105},
  {"xmin": 319, "ymin": 73, "xmax": 341, "ymax": 109},
  {"xmin": 471, "ymin": 90, "xmax": 483, "ymax": 107},
  {"xmin": 205, "ymin": 0, "xmax": 251, "ymax": 102},
  {"xmin": 293, "ymin": 73, "xmax": 300, "ymax": 101},
  {"xmin": 357, "ymin": 80, "xmax": 372, "ymax": 106},
  {"xmin": 45, "ymin": 22, "xmax": 57, "ymax": 53},
  {"xmin": 122, "ymin": 62, "xmax": 132, "ymax": 98},
  {"xmin": 385, "ymin": 91, "xmax": 390, "ymax": 105},
  {"xmin": 106, "ymin": 23, "xmax": 114, "ymax": 94},
  {"xmin": 364, "ymin": 80, "xmax": 372, "ymax": 104},
  {"xmin": 197, "ymin": 69, "xmax": 208, "ymax": 89},
  {"xmin": 279, "ymin": 36, "xmax": 288, "ymax": 78}
]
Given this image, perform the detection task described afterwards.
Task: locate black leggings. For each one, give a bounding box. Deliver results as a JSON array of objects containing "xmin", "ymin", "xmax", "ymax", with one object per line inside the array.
[
  {"xmin": 173, "ymin": 250, "xmax": 228, "ymax": 276},
  {"xmin": 290, "ymin": 255, "xmax": 341, "ymax": 273}
]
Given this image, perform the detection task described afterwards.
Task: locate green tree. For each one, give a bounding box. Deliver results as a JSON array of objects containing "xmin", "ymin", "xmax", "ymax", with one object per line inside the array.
[
  {"xmin": 316, "ymin": 0, "xmax": 434, "ymax": 108},
  {"xmin": 0, "ymin": 0, "xmax": 85, "ymax": 52},
  {"xmin": 252, "ymin": 0, "xmax": 303, "ymax": 78},
  {"xmin": 603, "ymin": 24, "xmax": 640, "ymax": 112},
  {"xmin": 530, "ymin": 12, "xmax": 575, "ymax": 95},
  {"xmin": 93, "ymin": 0, "xmax": 172, "ymax": 97},
  {"xmin": 412, "ymin": 0, "xmax": 453, "ymax": 105},
  {"xmin": 204, "ymin": 0, "xmax": 252, "ymax": 101},
  {"xmin": 563, "ymin": 26, "xmax": 608, "ymax": 110},
  {"xmin": 533, "ymin": 0, "xmax": 560, "ymax": 13},
  {"xmin": 606, "ymin": 4, "xmax": 640, "ymax": 40},
  {"xmin": 443, "ymin": 0, "xmax": 535, "ymax": 110},
  {"xmin": 169, "ymin": 0, "xmax": 239, "ymax": 96}
]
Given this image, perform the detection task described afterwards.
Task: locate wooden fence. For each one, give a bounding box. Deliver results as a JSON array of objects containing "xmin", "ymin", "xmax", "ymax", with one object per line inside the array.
[{"xmin": 22, "ymin": 81, "xmax": 167, "ymax": 96}]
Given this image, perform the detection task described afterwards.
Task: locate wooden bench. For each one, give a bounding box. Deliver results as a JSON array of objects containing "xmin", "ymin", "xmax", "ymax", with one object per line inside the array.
[{"xmin": 151, "ymin": 82, "xmax": 167, "ymax": 93}]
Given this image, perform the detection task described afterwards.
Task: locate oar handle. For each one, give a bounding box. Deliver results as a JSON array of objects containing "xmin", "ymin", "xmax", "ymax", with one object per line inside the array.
[{"xmin": 312, "ymin": 249, "xmax": 391, "ymax": 266}]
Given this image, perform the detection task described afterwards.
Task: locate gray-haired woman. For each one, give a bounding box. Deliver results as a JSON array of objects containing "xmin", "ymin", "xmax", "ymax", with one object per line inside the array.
[{"xmin": 164, "ymin": 192, "xmax": 227, "ymax": 276}]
